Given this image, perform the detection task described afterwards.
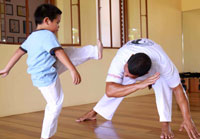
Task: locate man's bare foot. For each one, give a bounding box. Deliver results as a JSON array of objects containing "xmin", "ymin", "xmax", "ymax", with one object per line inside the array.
[
  {"xmin": 160, "ymin": 122, "xmax": 174, "ymax": 139},
  {"xmin": 76, "ymin": 110, "xmax": 97, "ymax": 122},
  {"xmin": 97, "ymin": 40, "xmax": 103, "ymax": 60}
]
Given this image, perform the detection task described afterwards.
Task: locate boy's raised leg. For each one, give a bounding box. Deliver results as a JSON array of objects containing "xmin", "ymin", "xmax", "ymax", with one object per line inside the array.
[{"xmin": 54, "ymin": 40, "xmax": 103, "ymax": 75}]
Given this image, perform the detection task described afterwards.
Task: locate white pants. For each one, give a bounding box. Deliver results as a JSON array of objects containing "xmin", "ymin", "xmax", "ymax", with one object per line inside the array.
[
  {"xmin": 38, "ymin": 45, "xmax": 98, "ymax": 138},
  {"xmin": 55, "ymin": 45, "xmax": 98, "ymax": 75},
  {"xmin": 38, "ymin": 78, "xmax": 64, "ymax": 138},
  {"xmin": 94, "ymin": 76, "xmax": 177, "ymax": 122}
]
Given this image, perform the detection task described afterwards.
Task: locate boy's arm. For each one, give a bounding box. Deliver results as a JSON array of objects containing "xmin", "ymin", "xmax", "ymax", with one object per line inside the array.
[
  {"xmin": 173, "ymin": 84, "xmax": 200, "ymax": 138},
  {"xmin": 54, "ymin": 48, "xmax": 81, "ymax": 85},
  {"xmin": 0, "ymin": 48, "xmax": 26, "ymax": 77},
  {"xmin": 106, "ymin": 72, "xmax": 160, "ymax": 97}
]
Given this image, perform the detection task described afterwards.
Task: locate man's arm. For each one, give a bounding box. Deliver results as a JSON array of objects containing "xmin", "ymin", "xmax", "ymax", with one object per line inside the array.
[
  {"xmin": 173, "ymin": 84, "xmax": 191, "ymax": 119},
  {"xmin": 173, "ymin": 84, "xmax": 200, "ymax": 139},
  {"xmin": 106, "ymin": 72, "xmax": 160, "ymax": 97},
  {"xmin": 0, "ymin": 48, "xmax": 26, "ymax": 77},
  {"xmin": 54, "ymin": 48, "xmax": 81, "ymax": 85}
]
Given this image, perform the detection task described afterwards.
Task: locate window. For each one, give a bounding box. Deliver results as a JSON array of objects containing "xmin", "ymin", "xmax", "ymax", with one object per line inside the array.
[
  {"xmin": 97, "ymin": 0, "xmax": 148, "ymax": 48},
  {"xmin": 0, "ymin": 0, "xmax": 81, "ymax": 46},
  {"xmin": 55, "ymin": 0, "xmax": 81, "ymax": 46},
  {"xmin": 0, "ymin": 0, "xmax": 50, "ymax": 44}
]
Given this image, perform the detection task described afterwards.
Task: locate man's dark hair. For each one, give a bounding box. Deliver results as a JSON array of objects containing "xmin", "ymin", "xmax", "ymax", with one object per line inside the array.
[
  {"xmin": 34, "ymin": 4, "xmax": 62, "ymax": 26},
  {"xmin": 127, "ymin": 53, "xmax": 152, "ymax": 77}
]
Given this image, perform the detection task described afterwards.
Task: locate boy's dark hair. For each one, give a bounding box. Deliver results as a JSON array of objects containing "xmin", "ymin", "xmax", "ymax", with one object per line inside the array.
[
  {"xmin": 127, "ymin": 53, "xmax": 151, "ymax": 77},
  {"xmin": 34, "ymin": 4, "xmax": 62, "ymax": 25}
]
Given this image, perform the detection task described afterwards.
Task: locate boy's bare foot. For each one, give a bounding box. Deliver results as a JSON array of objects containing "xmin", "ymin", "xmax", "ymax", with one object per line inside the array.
[
  {"xmin": 160, "ymin": 122, "xmax": 174, "ymax": 139},
  {"xmin": 76, "ymin": 110, "xmax": 97, "ymax": 122},
  {"xmin": 97, "ymin": 40, "xmax": 103, "ymax": 60}
]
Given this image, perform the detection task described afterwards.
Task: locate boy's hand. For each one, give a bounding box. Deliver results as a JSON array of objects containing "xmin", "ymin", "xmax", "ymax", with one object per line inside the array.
[
  {"xmin": 0, "ymin": 69, "xmax": 9, "ymax": 78},
  {"xmin": 70, "ymin": 69, "xmax": 81, "ymax": 85},
  {"xmin": 179, "ymin": 119, "xmax": 200, "ymax": 139}
]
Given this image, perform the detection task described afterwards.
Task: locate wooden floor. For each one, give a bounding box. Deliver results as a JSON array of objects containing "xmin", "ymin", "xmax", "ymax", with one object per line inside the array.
[{"xmin": 0, "ymin": 93, "xmax": 200, "ymax": 139}]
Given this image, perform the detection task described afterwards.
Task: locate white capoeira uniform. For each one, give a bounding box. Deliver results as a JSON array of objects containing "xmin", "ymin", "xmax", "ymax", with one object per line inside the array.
[
  {"xmin": 93, "ymin": 38, "xmax": 181, "ymax": 122},
  {"xmin": 38, "ymin": 45, "xmax": 99, "ymax": 138},
  {"xmin": 55, "ymin": 45, "xmax": 99, "ymax": 75}
]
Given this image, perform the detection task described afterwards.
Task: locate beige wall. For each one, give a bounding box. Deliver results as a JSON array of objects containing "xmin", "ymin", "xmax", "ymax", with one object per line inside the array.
[
  {"xmin": 181, "ymin": 0, "xmax": 200, "ymax": 72},
  {"xmin": 148, "ymin": 0, "xmax": 183, "ymax": 71},
  {"xmin": 0, "ymin": 44, "xmax": 116, "ymax": 117},
  {"xmin": 182, "ymin": 0, "xmax": 200, "ymax": 11},
  {"xmin": 0, "ymin": 46, "xmax": 45, "ymax": 116},
  {"xmin": 182, "ymin": 9, "xmax": 200, "ymax": 72},
  {"xmin": 0, "ymin": 0, "xmax": 182, "ymax": 117}
]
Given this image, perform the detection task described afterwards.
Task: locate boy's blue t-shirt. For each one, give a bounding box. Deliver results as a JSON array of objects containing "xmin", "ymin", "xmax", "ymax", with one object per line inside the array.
[{"xmin": 20, "ymin": 30, "xmax": 61, "ymax": 87}]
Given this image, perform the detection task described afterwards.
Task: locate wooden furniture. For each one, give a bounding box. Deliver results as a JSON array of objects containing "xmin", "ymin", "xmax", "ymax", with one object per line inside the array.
[{"xmin": 189, "ymin": 78, "xmax": 200, "ymax": 93}]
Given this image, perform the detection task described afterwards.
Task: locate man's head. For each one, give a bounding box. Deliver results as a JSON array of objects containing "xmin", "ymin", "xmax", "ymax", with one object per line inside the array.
[
  {"xmin": 34, "ymin": 4, "xmax": 62, "ymax": 26},
  {"xmin": 124, "ymin": 53, "xmax": 152, "ymax": 78}
]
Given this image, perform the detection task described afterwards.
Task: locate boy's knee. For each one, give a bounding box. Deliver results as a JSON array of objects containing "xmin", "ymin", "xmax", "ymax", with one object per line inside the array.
[{"xmin": 47, "ymin": 104, "xmax": 62, "ymax": 116}]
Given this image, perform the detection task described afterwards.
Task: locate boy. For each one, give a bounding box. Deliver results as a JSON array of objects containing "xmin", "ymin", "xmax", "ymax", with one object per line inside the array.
[
  {"xmin": 77, "ymin": 39, "xmax": 200, "ymax": 139},
  {"xmin": 0, "ymin": 4, "xmax": 103, "ymax": 139}
]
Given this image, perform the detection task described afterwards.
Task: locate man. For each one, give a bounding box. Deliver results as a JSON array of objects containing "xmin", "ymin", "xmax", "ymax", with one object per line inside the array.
[{"xmin": 77, "ymin": 39, "xmax": 200, "ymax": 139}]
